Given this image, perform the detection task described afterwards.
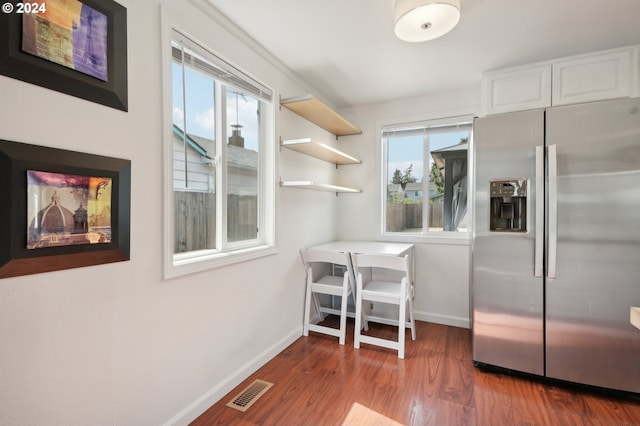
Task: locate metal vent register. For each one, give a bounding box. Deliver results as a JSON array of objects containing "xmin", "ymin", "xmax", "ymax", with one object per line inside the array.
[{"xmin": 226, "ymin": 380, "xmax": 273, "ymax": 412}]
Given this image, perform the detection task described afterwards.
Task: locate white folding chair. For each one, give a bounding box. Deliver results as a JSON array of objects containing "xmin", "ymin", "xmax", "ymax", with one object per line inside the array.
[
  {"xmin": 353, "ymin": 253, "xmax": 416, "ymax": 359},
  {"xmin": 300, "ymin": 249, "xmax": 355, "ymax": 345}
]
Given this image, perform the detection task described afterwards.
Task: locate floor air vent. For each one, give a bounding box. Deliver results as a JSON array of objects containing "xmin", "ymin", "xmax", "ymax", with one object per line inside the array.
[{"xmin": 226, "ymin": 379, "xmax": 274, "ymax": 412}]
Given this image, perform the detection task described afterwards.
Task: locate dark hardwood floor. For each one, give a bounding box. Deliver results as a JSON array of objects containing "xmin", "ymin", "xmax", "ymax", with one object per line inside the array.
[{"xmin": 192, "ymin": 318, "xmax": 640, "ymax": 425}]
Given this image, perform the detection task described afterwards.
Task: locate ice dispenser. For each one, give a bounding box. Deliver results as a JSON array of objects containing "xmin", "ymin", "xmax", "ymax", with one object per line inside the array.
[{"xmin": 489, "ymin": 178, "xmax": 527, "ymax": 232}]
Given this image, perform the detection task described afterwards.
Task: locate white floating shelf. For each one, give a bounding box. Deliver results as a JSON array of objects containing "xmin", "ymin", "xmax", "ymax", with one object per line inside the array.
[
  {"xmin": 280, "ymin": 94, "xmax": 362, "ymax": 137},
  {"xmin": 280, "ymin": 180, "xmax": 361, "ymax": 193},
  {"xmin": 281, "ymin": 138, "xmax": 361, "ymax": 165}
]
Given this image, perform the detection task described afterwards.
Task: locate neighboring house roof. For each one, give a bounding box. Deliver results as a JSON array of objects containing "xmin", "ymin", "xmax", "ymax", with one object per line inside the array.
[
  {"xmin": 387, "ymin": 182, "xmax": 423, "ymax": 193},
  {"xmin": 227, "ymin": 143, "xmax": 257, "ymax": 171},
  {"xmin": 387, "ymin": 183, "xmax": 402, "ymax": 193},
  {"xmin": 431, "ymin": 141, "xmax": 468, "ymax": 170},
  {"xmin": 173, "ymin": 125, "xmax": 212, "ymax": 159},
  {"xmin": 172, "ymin": 125, "xmax": 257, "ymax": 170},
  {"xmin": 404, "ymin": 182, "xmax": 423, "ymax": 192}
]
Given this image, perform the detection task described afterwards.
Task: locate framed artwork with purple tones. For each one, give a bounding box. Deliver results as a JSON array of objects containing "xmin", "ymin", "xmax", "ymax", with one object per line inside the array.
[
  {"xmin": 26, "ymin": 171, "xmax": 113, "ymax": 249},
  {"xmin": 0, "ymin": 0, "xmax": 127, "ymax": 111},
  {"xmin": 0, "ymin": 139, "xmax": 131, "ymax": 279}
]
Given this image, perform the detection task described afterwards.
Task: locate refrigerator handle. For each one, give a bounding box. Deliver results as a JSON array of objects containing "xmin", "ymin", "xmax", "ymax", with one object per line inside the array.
[
  {"xmin": 548, "ymin": 144, "xmax": 558, "ymax": 279},
  {"xmin": 535, "ymin": 145, "xmax": 544, "ymax": 277}
]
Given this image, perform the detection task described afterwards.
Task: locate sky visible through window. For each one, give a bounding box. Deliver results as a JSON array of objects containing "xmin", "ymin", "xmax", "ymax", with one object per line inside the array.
[
  {"xmin": 172, "ymin": 63, "xmax": 259, "ymax": 151},
  {"xmin": 175, "ymin": 62, "xmax": 466, "ymax": 168},
  {"xmin": 387, "ymin": 131, "xmax": 469, "ymax": 183}
]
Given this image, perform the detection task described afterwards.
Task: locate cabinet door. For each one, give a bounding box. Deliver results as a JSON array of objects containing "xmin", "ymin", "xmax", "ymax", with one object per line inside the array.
[
  {"xmin": 552, "ymin": 49, "xmax": 631, "ymax": 106},
  {"xmin": 482, "ymin": 64, "xmax": 552, "ymax": 116}
]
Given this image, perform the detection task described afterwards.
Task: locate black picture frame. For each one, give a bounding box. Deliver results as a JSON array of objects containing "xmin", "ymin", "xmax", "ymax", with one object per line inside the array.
[
  {"xmin": 0, "ymin": 139, "xmax": 131, "ymax": 279},
  {"xmin": 0, "ymin": 0, "xmax": 128, "ymax": 111}
]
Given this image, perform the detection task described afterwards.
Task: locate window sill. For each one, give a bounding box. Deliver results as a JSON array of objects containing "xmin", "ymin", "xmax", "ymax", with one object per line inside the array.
[
  {"xmin": 378, "ymin": 233, "xmax": 470, "ymax": 246},
  {"xmin": 164, "ymin": 244, "xmax": 278, "ymax": 279}
]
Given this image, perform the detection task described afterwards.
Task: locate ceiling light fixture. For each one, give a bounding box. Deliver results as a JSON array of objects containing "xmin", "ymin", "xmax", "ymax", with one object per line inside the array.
[{"xmin": 394, "ymin": 0, "xmax": 461, "ymax": 42}]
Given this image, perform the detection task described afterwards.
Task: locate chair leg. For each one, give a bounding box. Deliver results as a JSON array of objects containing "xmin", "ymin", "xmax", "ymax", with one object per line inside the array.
[
  {"xmin": 303, "ymin": 279, "xmax": 313, "ymax": 337},
  {"xmin": 348, "ymin": 279, "xmax": 368, "ymax": 332},
  {"xmin": 408, "ymin": 292, "xmax": 416, "ymax": 341},
  {"xmin": 338, "ymin": 279, "xmax": 349, "ymax": 345},
  {"xmin": 398, "ymin": 282, "xmax": 407, "ymax": 359},
  {"xmin": 354, "ymin": 277, "xmax": 363, "ymax": 349}
]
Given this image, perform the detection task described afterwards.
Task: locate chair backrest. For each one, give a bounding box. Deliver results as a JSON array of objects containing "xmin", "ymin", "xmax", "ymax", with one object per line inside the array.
[
  {"xmin": 300, "ymin": 249, "xmax": 352, "ymax": 279},
  {"xmin": 353, "ymin": 253, "xmax": 410, "ymax": 281}
]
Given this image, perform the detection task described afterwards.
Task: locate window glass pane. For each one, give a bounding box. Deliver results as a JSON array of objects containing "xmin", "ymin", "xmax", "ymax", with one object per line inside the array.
[
  {"xmin": 167, "ymin": 29, "xmax": 274, "ymax": 275},
  {"xmin": 383, "ymin": 121, "xmax": 471, "ymax": 234},
  {"xmin": 386, "ymin": 133, "xmax": 424, "ymax": 233},
  {"xmin": 429, "ymin": 131, "xmax": 469, "ymax": 232},
  {"xmin": 172, "ymin": 58, "xmax": 217, "ymax": 253},
  {"xmin": 226, "ymin": 89, "xmax": 259, "ymax": 242}
]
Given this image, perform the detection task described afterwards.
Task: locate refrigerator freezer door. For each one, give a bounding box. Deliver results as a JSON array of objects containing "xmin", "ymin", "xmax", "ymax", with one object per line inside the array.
[
  {"xmin": 472, "ymin": 109, "xmax": 545, "ymax": 375},
  {"xmin": 546, "ymin": 98, "xmax": 640, "ymax": 393}
]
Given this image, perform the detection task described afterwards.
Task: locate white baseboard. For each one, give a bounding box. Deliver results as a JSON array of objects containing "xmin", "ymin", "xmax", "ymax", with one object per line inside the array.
[
  {"xmin": 414, "ymin": 310, "xmax": 470, "ymax": 329},
  {"xmin": 163, "ymin": 327, "xmax": 302, "ymax": 426},
  {"xmin": 165, "ymin": 312, "xmax": 468, "ymax": 425}
]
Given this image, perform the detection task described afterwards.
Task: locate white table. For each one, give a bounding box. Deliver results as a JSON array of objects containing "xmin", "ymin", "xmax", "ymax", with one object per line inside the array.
[
  {"xmin": 306, "ymin": 240, "xmax": 415, "ymax": 280},
  {"xmin": 305, "ymin": 240, "xmax": 415, "ymax": 324},
  {"xmin": 307, "ymin": 240, "xmax": 414, "ymax": 257}
]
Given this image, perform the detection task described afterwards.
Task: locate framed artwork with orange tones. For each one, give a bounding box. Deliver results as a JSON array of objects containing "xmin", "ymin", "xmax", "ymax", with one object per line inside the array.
[
  {"xmin": 0, "ymin": 0, "xmax": 127, "ymax": 111},
  {"xmin": 0, "ymin": 139, "xmax": 131, "ymax": 278}
]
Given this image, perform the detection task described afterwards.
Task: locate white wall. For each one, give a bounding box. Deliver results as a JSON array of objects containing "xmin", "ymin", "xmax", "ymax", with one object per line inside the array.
[
  {"xmin": 0, "ymin": 0, "xmax": 482, "ymax": 424},
  {"xmin": 0, "ymin": 1, "xmax": 341, "ymax": 425},
  {"xmin": 336, "ymin": 88, "xmax": 481, "ymax": 328}
]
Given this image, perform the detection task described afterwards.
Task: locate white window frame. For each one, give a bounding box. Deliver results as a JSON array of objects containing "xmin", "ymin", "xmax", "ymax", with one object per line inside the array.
[
  {"xmin": 161, "ymin": 13, "xmax": 276, "ymax": 279},
  {"xmin": 377, "ymin": 115, "xmax": 474, "ymax": 245}
]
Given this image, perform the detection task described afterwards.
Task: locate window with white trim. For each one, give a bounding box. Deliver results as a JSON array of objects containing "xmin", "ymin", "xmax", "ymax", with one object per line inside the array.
[
  {"xmin": 382, "ymin": 117, "xmax": 472, "ymax": 235},
  {"xmin": 165, "ymin": 29, "xmax": 275, "ymax": 277}
]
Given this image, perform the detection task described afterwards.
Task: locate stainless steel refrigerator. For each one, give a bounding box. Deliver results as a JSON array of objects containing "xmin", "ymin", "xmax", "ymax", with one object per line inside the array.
[{"xmin": 471, "ymin": 97, "xmax": 640, "ymax": 393}]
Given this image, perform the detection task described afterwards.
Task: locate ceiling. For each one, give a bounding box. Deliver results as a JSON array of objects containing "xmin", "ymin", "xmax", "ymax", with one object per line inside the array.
[{"xmin": 206, "ymin": 0, "xmax": 640, "ymax": 108}]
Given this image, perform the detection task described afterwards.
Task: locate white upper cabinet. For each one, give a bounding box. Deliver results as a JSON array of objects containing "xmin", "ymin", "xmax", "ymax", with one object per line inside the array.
[
  {"xmin": 482, "ymin": 46, "xmax": 639, "ymax": 116},
  {"xmin": 552, "ymin": 49, "xmax": 631, "ymax": 106},
  {"xmin": 482, "ymin": 64, "xmax": 552, "ymax": 115}
]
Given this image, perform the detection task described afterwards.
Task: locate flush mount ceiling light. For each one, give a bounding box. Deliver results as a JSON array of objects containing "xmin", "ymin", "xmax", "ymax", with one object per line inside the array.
[{"xmin": 394, "ymin": 0, "xmax": 461, "ymax": 42}]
